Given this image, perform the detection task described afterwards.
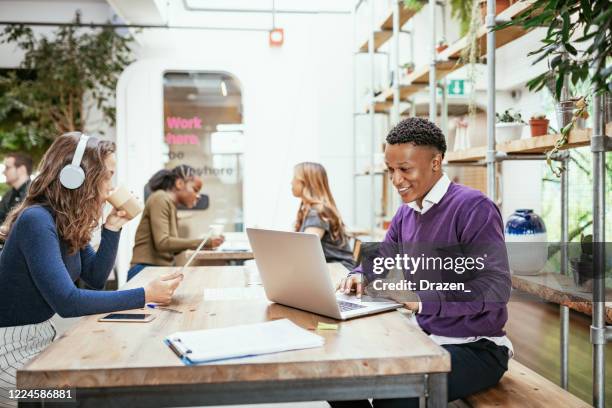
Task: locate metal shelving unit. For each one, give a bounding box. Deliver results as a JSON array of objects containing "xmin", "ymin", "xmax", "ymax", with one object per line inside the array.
[
  {"xmin": 455, "ymin": 1, "xmax": 611, "ymax": 406},
  {"xmin": 483, "ymin": 2, "xmax": 610, "ymax": 404},
  {"xmin": 352, "ymin": 0, "xmax": 411, "ymax": 235},
  {"xmin": 353, "ymin": 0, "xmax": 611, "ymax": 406},
  {"xmin": 352, "ymin": 0, "xmax": 446, "ymax": 236}
]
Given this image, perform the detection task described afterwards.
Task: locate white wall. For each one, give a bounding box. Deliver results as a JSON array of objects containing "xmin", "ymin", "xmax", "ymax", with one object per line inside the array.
[{"xmin": 115, "ymin": 13, "xmax": 354, "ymax": 283}]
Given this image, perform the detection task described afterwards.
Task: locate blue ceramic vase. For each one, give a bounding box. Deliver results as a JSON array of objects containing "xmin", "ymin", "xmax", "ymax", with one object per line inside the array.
[{"xmin": 504, "ymin": 209, "xmax": 548, "ymax": 275}]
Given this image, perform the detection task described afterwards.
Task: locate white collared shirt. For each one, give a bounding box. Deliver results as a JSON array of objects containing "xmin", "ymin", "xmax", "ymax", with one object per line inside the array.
[
  {"xmin": 406, "ymin": 173, "xmax": 451, "ymax": 215},
  {"xmin": 406, "ymin": 173, "xmax": 514, "ymax": 356}
]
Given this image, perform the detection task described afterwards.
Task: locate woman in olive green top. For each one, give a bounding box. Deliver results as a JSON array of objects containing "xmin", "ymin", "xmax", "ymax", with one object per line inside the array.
[{"xmin": 128, "ymin": 165, "xmax": 223, "ymax": 280}]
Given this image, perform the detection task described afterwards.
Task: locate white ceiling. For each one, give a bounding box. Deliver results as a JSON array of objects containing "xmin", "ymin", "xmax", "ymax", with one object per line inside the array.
[{"xmin": 106, "ymin": 0, "xmax": 353, "ymax": 27}]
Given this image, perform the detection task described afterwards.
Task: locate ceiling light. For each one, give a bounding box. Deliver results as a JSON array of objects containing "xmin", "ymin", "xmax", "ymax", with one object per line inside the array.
[{"xmin": 269, "ymin": 28, "xmax": 284, "ymax": 47}]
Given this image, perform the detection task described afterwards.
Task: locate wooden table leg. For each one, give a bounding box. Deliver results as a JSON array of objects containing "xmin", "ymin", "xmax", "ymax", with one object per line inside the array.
[{"xmin": 426, "ymin": 373, "xmax": 447, "ymax": 408}]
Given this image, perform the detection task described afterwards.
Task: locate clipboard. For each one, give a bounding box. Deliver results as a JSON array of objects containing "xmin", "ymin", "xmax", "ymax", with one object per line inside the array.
[{"xmin": 164, "ymin": 319, "xmax": 324, "ymax": 365}]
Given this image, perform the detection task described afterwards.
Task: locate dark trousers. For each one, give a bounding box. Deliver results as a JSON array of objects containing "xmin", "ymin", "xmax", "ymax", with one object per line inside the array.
[{"xmin": 329, "ymin": 339, "xmax": 509, "ymax": 408}]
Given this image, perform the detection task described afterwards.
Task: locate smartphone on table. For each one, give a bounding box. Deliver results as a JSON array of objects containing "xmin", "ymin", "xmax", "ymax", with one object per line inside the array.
[{"xmin": 98, "ymin": 313, "xmax": 156, "ymax": 323}]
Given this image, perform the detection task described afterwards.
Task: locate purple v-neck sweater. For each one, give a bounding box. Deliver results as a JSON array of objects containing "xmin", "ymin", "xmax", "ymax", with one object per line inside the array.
[{"xmin": 355, "ymin": 182, "xmax": 511, "ymax": 337}]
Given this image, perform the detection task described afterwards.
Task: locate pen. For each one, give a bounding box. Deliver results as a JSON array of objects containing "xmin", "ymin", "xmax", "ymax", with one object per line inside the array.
[{"xmin": 146, "ymin": 304, "xmax": 183, "ymax": 314}]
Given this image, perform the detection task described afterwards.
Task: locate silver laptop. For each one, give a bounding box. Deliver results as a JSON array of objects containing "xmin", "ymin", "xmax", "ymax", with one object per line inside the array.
[{"xmin": 246, "ymin": 228, "xmax": 402, "ymax": 320}]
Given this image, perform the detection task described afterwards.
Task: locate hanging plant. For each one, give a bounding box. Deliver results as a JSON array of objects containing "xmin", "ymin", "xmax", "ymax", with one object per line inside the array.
[
  {"xmin": 450, "ymin": 0, "xmax": 475, "ymax": 36},
  {"xmin": 546, "ymin": 97, "xmax": 589, "ymax": 177},
  {"xmin": 494, "ymin": 0, "xmax": 611, "ymax": 100},
  {"xmin": 461, "ymin": 0, "xmax": 482, "ymax": 118},
  {"xmin": 0, "ymin": 12, "xmax": 134, "ymax": 161},
  {"xmin": 403, "ymin": 0, "xmax": 427, "ymax": 13}
]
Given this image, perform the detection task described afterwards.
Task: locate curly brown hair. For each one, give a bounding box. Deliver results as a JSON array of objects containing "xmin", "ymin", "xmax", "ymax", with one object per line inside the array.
[{"xmin": 1, "ymin": 132, "xmax": 115, "ymax": 254}]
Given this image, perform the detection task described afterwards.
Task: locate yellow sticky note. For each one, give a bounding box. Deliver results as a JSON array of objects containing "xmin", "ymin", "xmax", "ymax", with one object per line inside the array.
[{"xmin": 316, "ymin": 322, "xmax": 339, "ymax": 331}]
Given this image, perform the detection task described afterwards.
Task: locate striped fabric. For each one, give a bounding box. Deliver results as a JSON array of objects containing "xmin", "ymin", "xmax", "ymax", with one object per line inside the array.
[{"xmin": 0, "ymin": 321, "xmax": 55, "ymax": 408}]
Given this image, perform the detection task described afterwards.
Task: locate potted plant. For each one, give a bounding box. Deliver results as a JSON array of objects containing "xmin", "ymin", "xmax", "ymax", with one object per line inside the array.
[
  {"xmin": 402, "ymin": 62, "xmax": 415, "ymax": 75},
  {"xmin": 495, "ymin": 109, "xmax": 526, "ymax": 143},
  {"xmin": 547, "ymin": 97, "xmax": 588, "ymax": 176},
  {"xmin": 436, "ymin": 39, "xmax": 448, "ymax": 53},
  {"xmin": 496, "ymin": 0, "xmax": 609, "ymax": 132},
  {"xmin": 570, "ymin": 234, "xmax": 593, "ymax": 292},
  {"xmin": 529, "ymin": 114, "xmax": 549, "ymax": 137}
]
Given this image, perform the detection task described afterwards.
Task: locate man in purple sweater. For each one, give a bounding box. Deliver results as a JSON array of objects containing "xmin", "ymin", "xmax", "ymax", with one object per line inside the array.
[{"xmin": 333, "ymin": 118, "xmax": 512, "ymax": 408}]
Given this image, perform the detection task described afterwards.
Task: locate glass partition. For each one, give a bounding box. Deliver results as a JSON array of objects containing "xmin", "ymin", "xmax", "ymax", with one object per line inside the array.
[{"xmin": 163, "ymin": 71, "xmax": 243, "ymax": 237}]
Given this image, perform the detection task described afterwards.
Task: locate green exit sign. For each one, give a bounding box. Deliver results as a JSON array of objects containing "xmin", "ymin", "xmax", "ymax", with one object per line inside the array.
[{"xmin": 447, "ymin": 79, "xmax": 465, "ymax": 96}]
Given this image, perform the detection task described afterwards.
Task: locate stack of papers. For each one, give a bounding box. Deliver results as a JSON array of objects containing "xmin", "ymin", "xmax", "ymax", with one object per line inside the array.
[{"xmin": 165, "ymin": 319, "xmax": 324, "ymax": 365}]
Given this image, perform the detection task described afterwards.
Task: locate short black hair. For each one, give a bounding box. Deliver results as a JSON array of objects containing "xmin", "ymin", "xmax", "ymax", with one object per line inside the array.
[
  {"xmin": 6, "ymin": 152, "xmax": 33, "ymax": 175},
  {"xmin": 386, "ymin": 117, "xmax": 446, "ymax": 156}
]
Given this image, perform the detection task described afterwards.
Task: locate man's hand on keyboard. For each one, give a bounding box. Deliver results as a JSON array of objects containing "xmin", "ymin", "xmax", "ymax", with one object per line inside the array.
[
  {"xmin": 336, "ymin": 273, "xmax": 369, "ymax": 299},
  {"xmin": 362, "ymin": 267, "xmax": 419, "ymax": 304}
]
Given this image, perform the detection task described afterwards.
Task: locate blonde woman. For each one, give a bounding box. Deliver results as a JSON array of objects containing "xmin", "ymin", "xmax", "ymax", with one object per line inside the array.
[
  {"xmin": 0, "ymin": 133, "xmax": 182, "ymax": 407},
  {"xmin": 292, "ymin": 162, "xmax": 355, "ymax": 270}
]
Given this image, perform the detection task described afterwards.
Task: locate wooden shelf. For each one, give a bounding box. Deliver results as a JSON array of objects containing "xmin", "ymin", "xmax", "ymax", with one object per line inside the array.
[
  {"xmin": 378, "ymin": 83, "xmax": 428, "ymax": 102},
  {"xmin": 442, "ymin": 0, "xmax": 535, "ymax": 62},
  {"xmin": 404, "ymin": 59, "xmax": 463, "ymax": 87},
  {"xmin": 358, "ymin": 2, "xmax": 417, "ymax": 53},
  {"xmin": 445, "ymin": 125, "xmax": 612, "ymax": 163},
  {"xmin": 377, "ymin": 0, "xmax": 535, "ymax": 100},
  {"xmin": 512, "ymin": 272, "xmax": 612, "ymax": 323},
  {"xmin": 363, "ymin": 101, "xmax": 392, "ymax": 114}
]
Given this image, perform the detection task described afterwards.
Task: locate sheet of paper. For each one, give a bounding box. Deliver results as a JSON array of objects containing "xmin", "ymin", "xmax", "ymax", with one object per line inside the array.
[{"xmin": 166, "ymin": 319, "xmax": 324, "ymax": 364}]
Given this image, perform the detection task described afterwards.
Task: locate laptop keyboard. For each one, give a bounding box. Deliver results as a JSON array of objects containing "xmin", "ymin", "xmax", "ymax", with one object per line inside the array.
[{"xmin": 338, "ymin": 300, "xmax": 367, "ymax": 312}]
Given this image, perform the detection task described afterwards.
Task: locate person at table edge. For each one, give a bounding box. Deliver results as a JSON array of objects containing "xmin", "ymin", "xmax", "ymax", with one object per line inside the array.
[{"xmin": 333, "ymin": 117, "xmax": 512, "ymax": 408}]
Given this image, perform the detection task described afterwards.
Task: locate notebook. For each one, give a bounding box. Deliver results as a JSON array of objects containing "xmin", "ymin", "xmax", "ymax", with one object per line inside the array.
[{"xmin": 164, "ymin": 319, "xmax": 324, "ymax": 365}]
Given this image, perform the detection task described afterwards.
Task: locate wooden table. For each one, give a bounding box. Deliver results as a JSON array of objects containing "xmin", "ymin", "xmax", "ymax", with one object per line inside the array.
[
  {"xmin": 183, "ymin": 232, "xmax": 254, "ymax": 266},
  {"xmin": 512, "ymin": 272, "xmax": 612, "ymax": 323},
  {"xmin": 18, "ymin": 264, "xmax": 450, "ymax": 407}
]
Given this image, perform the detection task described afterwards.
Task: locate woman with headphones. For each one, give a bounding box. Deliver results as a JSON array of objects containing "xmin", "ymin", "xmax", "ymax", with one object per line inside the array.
[
  {"xmin": 0, "ymin": 133, "xmax": 182, "ymax": 406},
  {"xmin": 127, "ymin": 165, "xmax": 223, "ymax": 281}
]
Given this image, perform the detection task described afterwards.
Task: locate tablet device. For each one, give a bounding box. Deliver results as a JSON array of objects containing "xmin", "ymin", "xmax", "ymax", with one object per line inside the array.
[{"xmin": 98, "ymin": 313, "xmax": 155, "ymax": 323}]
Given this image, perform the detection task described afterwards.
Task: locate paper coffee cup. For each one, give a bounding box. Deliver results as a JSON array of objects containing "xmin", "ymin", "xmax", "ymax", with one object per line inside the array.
[{"xmin": 106, "ymin": 185, "xmax": 142, "ymax": 220}]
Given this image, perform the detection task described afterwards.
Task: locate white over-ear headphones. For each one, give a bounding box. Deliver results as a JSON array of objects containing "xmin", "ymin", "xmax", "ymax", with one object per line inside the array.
[{"xmin": 59, "ymin": 133, "xmax": 90, "ymax": 189}]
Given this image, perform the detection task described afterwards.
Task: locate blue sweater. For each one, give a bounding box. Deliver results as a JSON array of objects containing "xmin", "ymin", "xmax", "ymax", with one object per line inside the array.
[{"xmin": 0, "ymin": 206, "xmax": 145, "ymax": 327}]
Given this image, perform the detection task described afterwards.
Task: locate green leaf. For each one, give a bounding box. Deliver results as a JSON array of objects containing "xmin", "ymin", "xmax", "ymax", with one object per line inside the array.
[
  {"xmin": 579, "ymin": 0, "xmax": 592, "ymax": 21},
  {"xmin": 561, "ymin": 13, "xmax": 570, "ymax": 43},
  {"xmin": 550, "ymin": 55, "xmax": 563, "ymax": 69},
  {"xmin": 555, "ymin": 75, "xmax": 564, "ymax": 100},
  {"xmin": 564, "ymin": 43, "xmax": 577, "ymax": 55}
]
